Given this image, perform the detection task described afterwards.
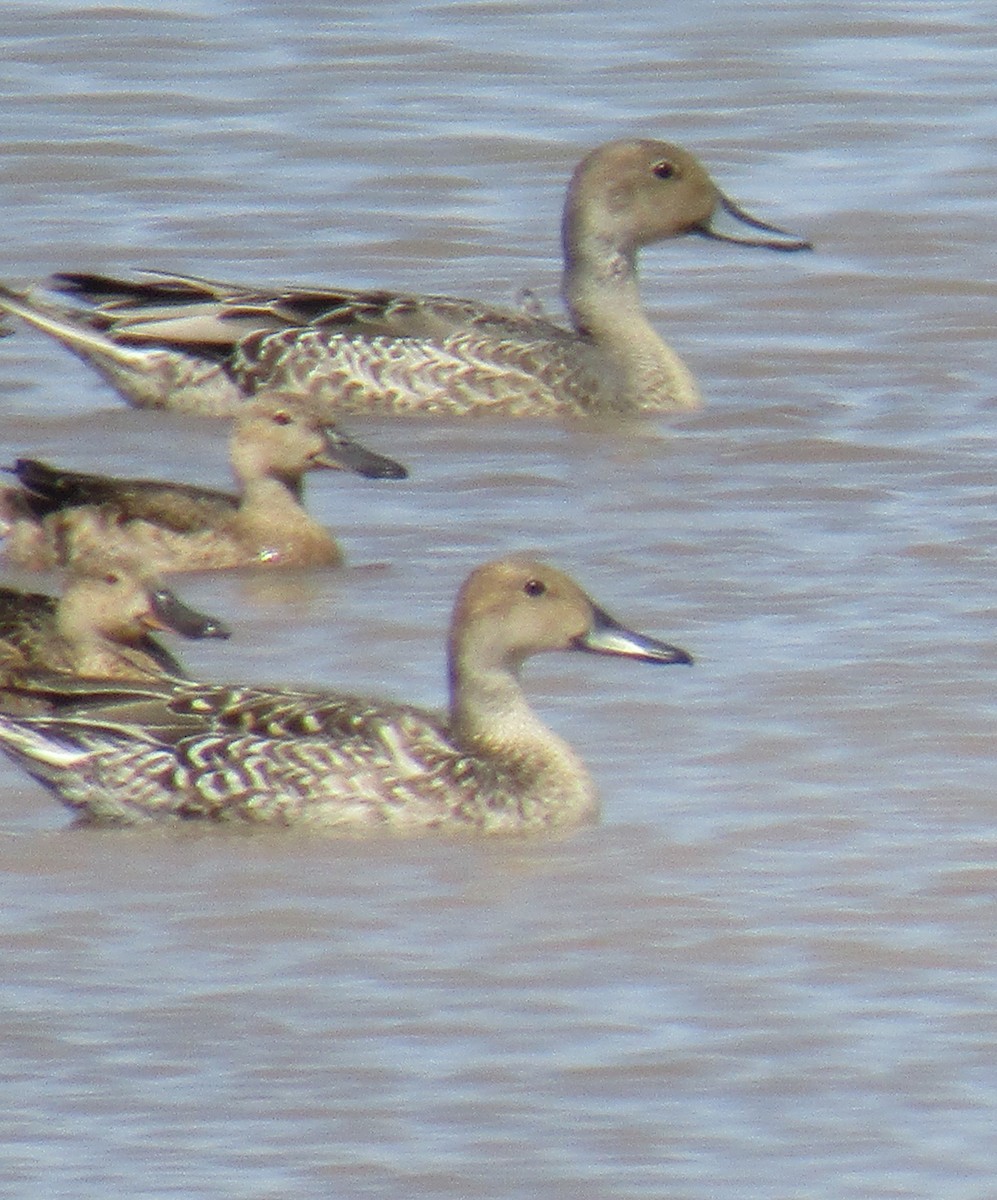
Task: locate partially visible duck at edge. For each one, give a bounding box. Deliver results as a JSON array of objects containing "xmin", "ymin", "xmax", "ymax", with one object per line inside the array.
[
  {"xmin": 0, "ymin": 552, "xmax": 230, "ymax": 710},
  {"xmin": 0, "ymin": 557, "xmax": 692, "ymax": 832},
  {"xmin": 0, "ymin": 139, "xmax": 810, "ymax": 419},
  {"xmin": 0, "ymin": 394, "xmax": 407, "ymax": 573}
]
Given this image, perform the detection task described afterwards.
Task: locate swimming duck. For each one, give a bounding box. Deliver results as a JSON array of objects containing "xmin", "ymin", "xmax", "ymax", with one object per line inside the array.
[
  {"xmin": 0, "ymin": 139, "xmax": 809, "ymax": 418},
  {"xmin": 0, "ymin": 553, "xmax": 229, "ymax": 701},
  {"xmin": 0, "ymin": 557, "xmax": 692, "ymax": 831},
  {"xmin": 0, "ymin": 395, "xmax": 407, "ymax": 572}
]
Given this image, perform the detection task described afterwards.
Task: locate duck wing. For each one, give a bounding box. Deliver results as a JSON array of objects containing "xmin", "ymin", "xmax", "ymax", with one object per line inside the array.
[
  {"xmin": 11, "ymin": 458, "xmax": 238, "ymax": 534},
  {"xmin": 51, "ymin": 270, "xmax": 574, "ymax": 348}
]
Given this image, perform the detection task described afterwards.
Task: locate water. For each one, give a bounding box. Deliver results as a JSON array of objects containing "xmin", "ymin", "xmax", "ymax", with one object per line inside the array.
[{"xmin": 1, "ymin": 1, "xmax": 996, "ymax": 1196}]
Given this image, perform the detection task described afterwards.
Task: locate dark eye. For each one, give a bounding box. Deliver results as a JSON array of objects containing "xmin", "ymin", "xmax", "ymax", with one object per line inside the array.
[
  {"xmin": 652, "ymin": 160, "xmax": 675, "ymax": 180},
  {"xmin": 103, "ymin": 572, "xmax": 121, "ymax": 586},
  {"xmin": 523, "ymin": 578, "xmax": 546, "ymax": 598},
  {"xmin": 272, "ymin": 410, "xmax": 292, "ymax": 426}
]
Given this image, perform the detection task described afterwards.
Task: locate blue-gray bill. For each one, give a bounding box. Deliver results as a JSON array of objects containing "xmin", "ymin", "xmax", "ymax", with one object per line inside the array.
[
  {"xmin": 698, "ymin": 193, "xmax": 812, "ymax": 251},
  {"xmin": 319, "ymin": 426, "xmax": 408, "ymax": 480},
  {"xmin": 573, "ymin": 606, "xmax": 693, "ymax": 665},
  {"xmin": 148, "ymin": 587, "xmax": 231, "ymax": 640}
]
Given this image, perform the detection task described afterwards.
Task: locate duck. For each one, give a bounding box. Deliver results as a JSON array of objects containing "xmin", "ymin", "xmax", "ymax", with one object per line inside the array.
[
  {"xmin": 0, "ymin": 394, "xmax": 407, "ymax": 572},
  {"xmin": 0, "ymin": 557, "xmax": 692, "ymax": 831},
  {"xmin": 0, "ymin": 139, "xmax": 810, "ymax": 419},
  {"xmin": 0, "ymin": 553, "xmax": 230, "ymax": 707}
]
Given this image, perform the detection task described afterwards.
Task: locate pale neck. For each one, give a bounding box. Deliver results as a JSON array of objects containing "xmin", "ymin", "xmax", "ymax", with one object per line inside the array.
[
  {"xmin": 448, "ymin": 653, "xmax": 596, "ymax": 817},
  {"xmin": 233, "ymin": 473, "xmax": 340, "ymax": 566},
  {"xmin": 561, "ymin": 236, "xmax": 699, "ymax": 411},
  {"xmin": 231, "ymin": 437, "xmax": 306, "ymax": 504},
  {"xmin": 238, "ymin": 472, "xmax": 308, "ymax": 515},
  {"xmin": 63, "ymin": 631, "xmax": 154, "ymax": 678}
]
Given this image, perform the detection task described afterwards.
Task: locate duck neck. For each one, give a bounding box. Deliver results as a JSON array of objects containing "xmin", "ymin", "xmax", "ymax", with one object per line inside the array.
[
  {"xmin": 561, "ymin": 230, "xmax": 700, "ymax": 410},
  {"xmin": 239, "ymin": 461, "xmax": 305, "ymax": 502},
  {"xmin": 238, "ymin": 471, "xmax": 308, "ymax": 519},
  {"xmin": 234, "ymin": 473, "xmax": 340, "ymax": 566},
  {"xmin": 55, "ymin": 620, "xmax": 153, "ymax": 678},
  {"xmin": 562, "ymin": 228, "xmax": 642, "ymax": 332},
  {"xmin": 448, "ymin": 650, "xmax": 596, "ymax": 822},
  {"xmin": 54, "ymin": 602, "xmax": 113, "ymax": 671}
]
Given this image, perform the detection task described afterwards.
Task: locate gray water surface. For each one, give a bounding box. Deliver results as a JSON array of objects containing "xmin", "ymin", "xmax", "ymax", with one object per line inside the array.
[{"xmin": 1, "ymin": 2, "xmax": 996, "ymax": 1197}]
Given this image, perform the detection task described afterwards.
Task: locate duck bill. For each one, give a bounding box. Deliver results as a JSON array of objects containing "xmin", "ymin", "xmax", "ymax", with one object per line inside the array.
[
  {"xmin": 145, "ymin": 587, "xmax": 232, "ymax": 640},
  {"xmin": 573, "ymin": 605, "xmax": 693, "ymax": 665},
  {"xmin": 697, "ymin": 193, "xmax": 812, "ymax": 251},
  {"xmin": 314, "ymin": 426, "xmax": 408, "ymax": 480}
]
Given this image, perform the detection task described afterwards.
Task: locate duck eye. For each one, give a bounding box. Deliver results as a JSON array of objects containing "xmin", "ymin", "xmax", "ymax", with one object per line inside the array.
[
  {"xmin": 523, "ymin": 578, "xmax": 546, "ymax": 598},
  {"xmin": 652, "ymin": 160, "xmax": 676, "ymax": 180},
  {"xmin": 103, "ymin": 572, "xmax": 120, "ymax": 586},
  {"xmin": 272, "ymin": 410, "xmax": 292, "ymax": 426}
]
